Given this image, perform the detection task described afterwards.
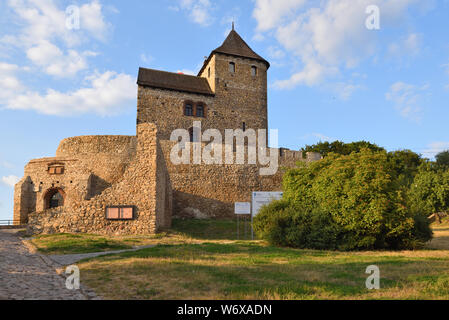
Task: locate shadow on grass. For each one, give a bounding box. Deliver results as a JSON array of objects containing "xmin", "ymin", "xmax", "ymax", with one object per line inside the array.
[
  {"xmin": 34, "ymin": 233, "xmax": 132, "ymax": 255},
  {"xmin": 171, "ymin": 218, "xmax": 253, "ymax": 241},
  {"xmin": 80, "ymin": 242, "xmax": 449, "ymax": 299}
]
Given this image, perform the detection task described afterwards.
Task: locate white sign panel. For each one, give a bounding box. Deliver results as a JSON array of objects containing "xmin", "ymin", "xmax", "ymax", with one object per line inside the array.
[
  {"xmin": 235, "ymin": 202, "xmax": 251, "ymax": 215},
  {"xmin": 251, "ymin": 192, "xmax": 283, "ymax": 217}
]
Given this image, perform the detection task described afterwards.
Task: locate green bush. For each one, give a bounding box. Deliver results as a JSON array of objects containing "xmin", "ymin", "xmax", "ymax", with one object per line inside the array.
[
  {"xmin": 254, "ymin": 149, "xmax": 433, "ymax": 251},
  {"xmin": 408, "ymin": 164, "xmax": 449, "ymax": 216},
  {"xmin": 253, "ymin": 201, "xmax": 341, "ymax": 250}
]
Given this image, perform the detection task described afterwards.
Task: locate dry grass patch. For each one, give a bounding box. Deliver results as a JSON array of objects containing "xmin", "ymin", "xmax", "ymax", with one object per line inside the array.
[
  {"xmin": 30, "ymin": 218, "xmax": 449, "ymax": 300},
  {"xmin": 77, "ymin": 241, "xmax": 449, "ymax": 300}
]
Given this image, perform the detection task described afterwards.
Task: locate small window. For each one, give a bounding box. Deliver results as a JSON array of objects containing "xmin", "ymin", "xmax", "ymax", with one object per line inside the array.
[
  {"xmin": 184, "ymin": 103, "xmax": 193, "ymax": 116},
  {"xmin": 48, "ymin": 165, "xmax": 64, "ymax": 175},
  {"xmin": 229, "ymin": 62, "xmax": 235, "ymax": 73},
  {"xmin": 242, "ymin": 122, "xmax": 246, "ymax": 132},
  {"xmin": 251, "ymin": 66, "xmax": 257, "ymax": 77},
  {"xmin": 196, "ymin": 105, "xmax": 204, "ymax": 118},
  {"xmin": 106, "ymin": 207, "xmax": 134, "ymax": 220},
  {"xmin": 208, "ymin": 67, "xmax": 211, "ymax": 78}
]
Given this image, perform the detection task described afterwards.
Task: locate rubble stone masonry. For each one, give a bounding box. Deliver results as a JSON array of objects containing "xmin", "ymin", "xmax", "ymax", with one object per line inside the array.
[{"xmin": 15, "ymin": 30, "xmax": 321, "ymax": 235}]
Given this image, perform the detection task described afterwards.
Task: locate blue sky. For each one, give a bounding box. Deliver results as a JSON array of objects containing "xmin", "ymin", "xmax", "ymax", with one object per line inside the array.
[{"xmin": 1, "ymin": 0, "xmax": 449, "ymax": 220}]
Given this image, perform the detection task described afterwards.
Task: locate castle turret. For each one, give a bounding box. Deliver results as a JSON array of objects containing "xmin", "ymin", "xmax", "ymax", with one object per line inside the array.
[{"xmin": 198, "ymin": 28, "xmax": 270, "ymax": 133}]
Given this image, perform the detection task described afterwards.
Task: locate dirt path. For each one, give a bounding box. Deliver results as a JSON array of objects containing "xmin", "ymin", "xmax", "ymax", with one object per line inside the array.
[{"xmin": 0, "ymin": 229, "xmax": 94, "ymax": 300}]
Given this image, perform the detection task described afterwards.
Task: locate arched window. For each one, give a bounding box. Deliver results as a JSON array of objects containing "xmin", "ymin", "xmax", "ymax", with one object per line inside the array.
[
  {"xmin": 251, "ymin": 66, "xmax": 257, "ymax": 77},
  {"xmin": 229, "ymin": 62, "xmax": 235, "ymax": 73}
]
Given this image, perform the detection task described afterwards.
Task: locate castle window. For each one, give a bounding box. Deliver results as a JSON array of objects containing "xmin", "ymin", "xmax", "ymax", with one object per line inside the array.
[
  {"xmin": 48, "ymin": 164, "xmax": 64, "ymax": 175},
  {"xmin": 106, "ymin": 206, "xmax": 134, "ymax": 220},
  {"xmin": 208, "ymin": 67, "xmax": 211, "ymax": 78},
  {"xmin": 229, "ymin": 62, "xmax": 235, "ymax": 73},
  {"xmin": 196, "ymin": 105, "xmax": 205, "ymax": 118},
  {"xmin": 251, "ymin": 66, "xmax": 257, "ymax": 77},
  {"xmin": 184, "ymin": 102, "xmax": 194, "ymax": 116},
  {"xmin": 242, "ymin": 122, "xmax": 246, "ymax": 132}
]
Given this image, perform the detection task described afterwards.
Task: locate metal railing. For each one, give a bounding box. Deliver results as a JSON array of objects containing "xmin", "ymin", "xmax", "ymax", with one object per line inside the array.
[{"xmin": 0, "ymin": 220, "xmax": 22, "ymax": 226}]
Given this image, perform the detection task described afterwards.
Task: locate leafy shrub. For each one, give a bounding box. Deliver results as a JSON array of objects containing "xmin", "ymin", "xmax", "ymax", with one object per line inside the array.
[
  {"xmin": 301, "ymin": 140, "xmax": 385, "ymax": 158},
  {"xmin": 408, "ymin": 164, "xmax": 449, "ymax": 216},
  {"xmin": 436, "ymin": 151, "xmax": 449, "ymax": 168},
  {"xmin": 254, "ymin": 149, "xmax": 433, "ymax": 251},
  {"xmin": 253, "ymin": 201, "xmax": 341, "ymax": 250}
]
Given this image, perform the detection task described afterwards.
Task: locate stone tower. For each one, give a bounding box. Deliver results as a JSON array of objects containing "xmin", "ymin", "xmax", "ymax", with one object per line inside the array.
[
  {"xmin": 136, "ymin": 28, "xmax": 270, "ymax": 141},
  {"xmin": 198, "ymin": 28, "xmax": 270, "ymax": 134}
]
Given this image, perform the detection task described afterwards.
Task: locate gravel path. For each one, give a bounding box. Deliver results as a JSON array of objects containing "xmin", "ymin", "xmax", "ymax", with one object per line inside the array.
[
  {"xmin": 0, "ymin": 229, "xmax": 97, "ymax": 300},
  {"xmin": 48, "ymin": 245, "xmax": 155, "ymax": 266}
]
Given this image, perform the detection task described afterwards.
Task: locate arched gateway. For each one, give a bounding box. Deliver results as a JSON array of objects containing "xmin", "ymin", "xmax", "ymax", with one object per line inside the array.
[{"xmin": 43, "ymin": 188, "xmax": 66, "ymax": 209}]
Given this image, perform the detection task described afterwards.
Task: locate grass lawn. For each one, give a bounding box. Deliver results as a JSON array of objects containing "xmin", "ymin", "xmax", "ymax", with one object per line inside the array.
[{"xmin": 31, "ymin": 218, "xmax": 449, "ymax": 300}]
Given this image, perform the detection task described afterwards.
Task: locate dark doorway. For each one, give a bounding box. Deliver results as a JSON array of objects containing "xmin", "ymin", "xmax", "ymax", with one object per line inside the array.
[{"xmin": 44, "ymin": 188, "xmax": 65, "ymax": 209}]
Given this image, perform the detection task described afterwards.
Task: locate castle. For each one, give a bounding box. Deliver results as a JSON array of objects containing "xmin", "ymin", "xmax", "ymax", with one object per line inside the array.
[{"xmin": 14, "ymin": 29, "xmax": 320, "ymax": 235}]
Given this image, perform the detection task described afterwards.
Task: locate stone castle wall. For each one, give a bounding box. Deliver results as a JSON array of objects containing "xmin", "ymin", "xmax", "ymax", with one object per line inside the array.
[
  {"xmin": 13, "ymin": 136, "xmax": 137, "ymax": 224},
  {"xmin": 27, "ymin": 123, "xmax": 172, "ymax": 235},
  {"xmin": 160, "ymin": 140, "xmax": 319, "ymax": 218}
]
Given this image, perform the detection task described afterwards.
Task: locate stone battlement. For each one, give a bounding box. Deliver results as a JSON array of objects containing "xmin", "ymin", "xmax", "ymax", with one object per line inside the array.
[{"xmin": 56, "ymin": 135, "xmax": 137, "ymax": 157}]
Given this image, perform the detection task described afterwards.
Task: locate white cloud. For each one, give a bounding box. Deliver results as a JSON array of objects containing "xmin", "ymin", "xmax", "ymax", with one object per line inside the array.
[
  {"xmin": 254, "ymin": 0, "xmax": 421, "ymax": 88},
  {"xmin": 274, "ymin": 59, "xmax": 337, "ymax": 88},
  {"xmin": 267, "ymin": 46, "xmax": 286, "ymax": 60},
  {"xmin": 79, "ymin": 0, "xmax": 110, "ymax": 41},
  {"xmin": 331, "ymin": 82, "xmax": 364, "ymax": 100},
  {"xmin": 386, "ymin": 82, "xmax": 429, "ymax": 122},
  {"xmin": 140, "ymin": 53, "xmax": 154, "ymax": 65},
  {"xmin": 6, "ymin": 0, "xmax": 110, "ymax": 46},
  {"xmin": 5, "ymin": 71, "xmax": 136, "ymax": 116},
  {"xmin": 422, "ymin": 142, "xmax": 449, "ymax": 159},
  {"xmin": 388, "ymin": 33, "xmax": 423, "ymax": 57},
  {"xmin": 3, "ymin": 0, "xmax": 109, "ymax": 77},
  {"xmin": 1, "ymin": 175, "xmax": 20, "ymax": 188},
  {"xmin": 0, "ymin": 62, "xmax": 23, "ymax": 103},
  {"xmin": 300, "ymin": 132, "xmax": 336, "ymax": 143},
  {"xmin": 0, "ymin": 161, "xmax": 15, "ymax": 169},
  {"xmin": 253, "ymin": 0, "xmax": 306, "ymax": 32},
  {"xmin": 178, "ymin": 0, "xmax": 213, "ymax": 26},
  {"xmin": 26, "ymin": 41, "xmax": 98, "ymax": 77}
]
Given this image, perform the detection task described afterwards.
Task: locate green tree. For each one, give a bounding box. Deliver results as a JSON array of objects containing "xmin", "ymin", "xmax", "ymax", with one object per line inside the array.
[
  {"xmin": 408, "ymin": 164, "xmax": 449, "ymax": 216},
  {"xmin": 254, "ymin": 149, "xmax": 432, "ymax": 250},
  {"xmin": 301, "ymin": 140, "xmax": 385, "ymax": 158},
  {"xmin": 435, "ymin": 151, "xmax": 449, "ymax": 168},
  {"xmin": 388, "ymin": 150, "xmax": 424, "ymax": 188}
]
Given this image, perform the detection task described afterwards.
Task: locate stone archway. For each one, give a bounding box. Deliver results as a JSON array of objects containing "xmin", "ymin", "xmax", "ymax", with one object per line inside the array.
[{"xmin": 43, "ymin": 188, "xmax": 66, "ymax": 210}]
